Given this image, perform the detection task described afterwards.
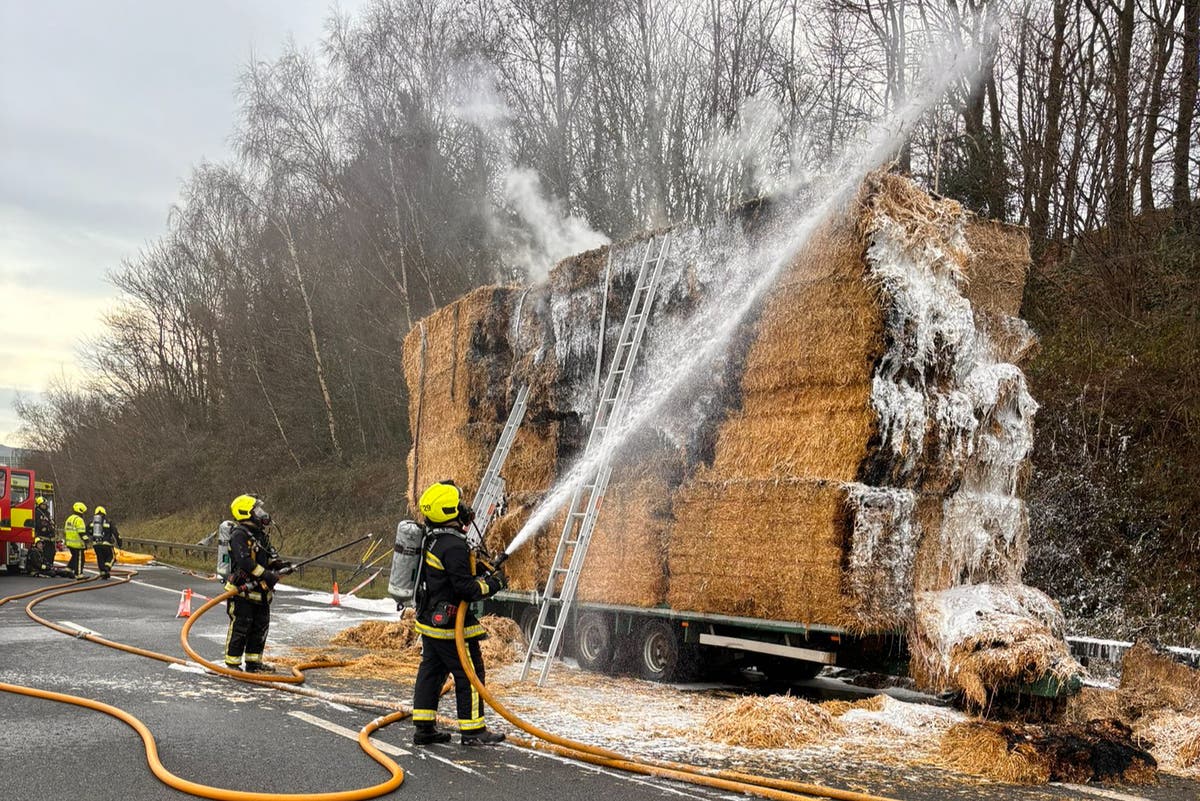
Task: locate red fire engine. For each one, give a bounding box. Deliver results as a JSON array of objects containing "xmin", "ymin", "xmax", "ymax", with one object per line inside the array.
[{"xmin": 0, "ymin": 466, "xmax": 54, "ymax": 573}]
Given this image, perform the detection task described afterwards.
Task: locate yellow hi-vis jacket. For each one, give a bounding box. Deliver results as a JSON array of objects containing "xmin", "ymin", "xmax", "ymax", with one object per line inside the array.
[{"xmin": 64, "ymin": 514, "xmax": 87, "ymax": 549}]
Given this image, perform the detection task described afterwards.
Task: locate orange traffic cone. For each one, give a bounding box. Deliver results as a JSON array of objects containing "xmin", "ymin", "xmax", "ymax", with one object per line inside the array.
[
  {"xmin": 330, "ymin": 582, "xmax": 341, "ymax": 607},
  {"xmin": 176, "ymin": 588, "xmax": 193, "ymax": 618}
]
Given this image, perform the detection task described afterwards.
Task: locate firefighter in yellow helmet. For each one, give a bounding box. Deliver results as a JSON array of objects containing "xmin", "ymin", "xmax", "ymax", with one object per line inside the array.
[
  {"xmin": 410, "ymin": 480, "xmax": 507, "ymax": 746},
  {"xmin": 90, "ymin": 505, "xmax": 122, "ymax": 579},
  {"xmin": 63, "ymin": 502, "xmax": 90, "ymax": 579},
  {"xmin": 30, "ymin": 496, "xmax": 57, "ymax": 576},
  {"xmin": 222, "ymin": 494, "xmax": 292, "ymax": 672}
]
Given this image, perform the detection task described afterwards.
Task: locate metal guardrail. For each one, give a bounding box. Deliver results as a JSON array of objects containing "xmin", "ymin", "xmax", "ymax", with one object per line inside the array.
[{"xmin": 122, "ymin": 536, "xmax": 370, "ymax": 588}]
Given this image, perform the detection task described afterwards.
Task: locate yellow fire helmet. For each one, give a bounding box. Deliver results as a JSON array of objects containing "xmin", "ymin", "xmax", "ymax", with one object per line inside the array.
[
  {"xmin": 35, "ymin": 496, "xmax": 45, "ymax": 505},
  {"xmin": 94, "ymin": 506, "xmax": 107, "ymax": 516},
  {"xmin": 73, "ymin": 502, "xmax": 87, "ymax": 514},
  {"xmin": 230, "ymin": 494, "xmax": 259, "ymax": 522},
  {"xmin": 419, "ymin": 481, "xmax": 463, "ymax": 524}
]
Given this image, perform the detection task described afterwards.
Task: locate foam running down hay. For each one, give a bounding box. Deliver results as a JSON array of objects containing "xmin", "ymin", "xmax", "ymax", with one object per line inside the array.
[{"xmin": 401, "ymin": 171, "xmax": 1076, "ymax": 702}]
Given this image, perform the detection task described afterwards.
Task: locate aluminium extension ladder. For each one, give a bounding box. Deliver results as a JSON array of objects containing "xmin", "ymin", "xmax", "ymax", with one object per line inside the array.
[
  {"xmin": 467, "ymin": 384, "xmax": 530, "ymax": 550},
  {"xmin": 521, "ymin": 232, "xmax": 672, "ymax": 685}
]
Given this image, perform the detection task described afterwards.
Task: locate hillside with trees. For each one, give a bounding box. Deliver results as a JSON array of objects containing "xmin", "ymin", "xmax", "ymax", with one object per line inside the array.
[{"xmin": 17, "ymin": 0, "xmax": 1199, "ymax": 644}]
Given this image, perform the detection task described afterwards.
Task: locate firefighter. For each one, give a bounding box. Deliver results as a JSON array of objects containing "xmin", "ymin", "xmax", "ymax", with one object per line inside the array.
[
  {"xmin": 90, "ymin": 505, "xmax": 122, "ymax": 579},
  {"xmin": 31, "ymin": 496, "xmax": 57, "ymax": 575},
  {"xmin": 64, "ymin": 502, "xmax": 89, "ymax": 579},
  {"xmin": 410, "ymin": 480, "xmax": 507, "ymax": 746},
  {"xmin": 222, "ymin": 494, "xmax": 292, "ymax": 673}
]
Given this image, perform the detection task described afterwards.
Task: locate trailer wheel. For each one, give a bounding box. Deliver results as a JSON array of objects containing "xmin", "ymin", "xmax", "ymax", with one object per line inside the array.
[
  {"xmin": 636, "ymin": 620, "xmax": 699, "ymax": 682},
  {"xmin": 573, "ymin": 611, "xmax": 614, "ymax": 673},
  {"xmin": 518, "ymin": 606, "xmax": 541, "ymax": 648}
]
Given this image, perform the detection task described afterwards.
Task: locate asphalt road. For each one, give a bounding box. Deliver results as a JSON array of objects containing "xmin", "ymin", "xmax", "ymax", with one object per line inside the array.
[{"xmin": 1, "ymin": 565, "xmax": 1196, "ymax": 801}]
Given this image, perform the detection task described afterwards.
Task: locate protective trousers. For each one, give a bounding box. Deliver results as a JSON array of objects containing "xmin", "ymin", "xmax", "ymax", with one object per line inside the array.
[
  {"xmin": 412, "ymin": 635, "xmax": 487, "ymax": 732},
  {"xmin": 67, "ymin": 546, "xmax": 86, "ymax": 578},
  {"xmin": 225, "ymin": 595, "xmax": 270, "ymax": 668},
  {"xmin": 40, "ymin": 539, "xmax": 56, "ymax": 573},
  {"xmin": 93, "ymin": 543, "xmax": 115, "ymax": 577}
]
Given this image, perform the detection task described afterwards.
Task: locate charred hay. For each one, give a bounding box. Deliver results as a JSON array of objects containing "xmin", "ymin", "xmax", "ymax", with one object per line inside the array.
[{"xmin": 936, "ymin": 719, "xmax": 1157, "ymax": 785}]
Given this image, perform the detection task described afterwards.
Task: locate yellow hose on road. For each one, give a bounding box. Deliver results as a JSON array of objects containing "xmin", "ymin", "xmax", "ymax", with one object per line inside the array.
[
  {"xmin": 180, "ymin": 589, "xmax": 350, "ymax": 682},
  {"xmin": 0, "ymin": 574, "xmax": 408, "ymax": 800},
  {"xmin": 453, "ymin": 602, "xmax": 902, "ymax": 801}
]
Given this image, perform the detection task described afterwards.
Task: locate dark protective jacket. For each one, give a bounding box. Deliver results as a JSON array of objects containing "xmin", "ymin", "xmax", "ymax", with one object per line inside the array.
[
  {"xmin": 91, "ymin": 514, "xmax": 122, "ymax": 547},
  {"xmin": 224, "ymin": 522, "xmax": 280, "ymax": 604},
  {"xmin": 34, "ymin": 505, "xmax": 55, "ymax": 540},
  {"xmin": 414, "ymin": 526, "xmax": 503, "ymax": 640}
]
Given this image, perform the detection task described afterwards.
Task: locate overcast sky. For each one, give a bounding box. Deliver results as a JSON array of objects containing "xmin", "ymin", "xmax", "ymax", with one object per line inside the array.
[{"xmin": 0, "ymin": 0, "xmax": 366, "ymax": 446}]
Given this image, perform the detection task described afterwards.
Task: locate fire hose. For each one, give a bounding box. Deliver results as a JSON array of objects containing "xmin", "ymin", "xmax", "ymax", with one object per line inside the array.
[
  {"xmin": 4, "ymin": 564, "xmax": 903, "ymax": 801},
  {"xmin": 452, "ymin": 599, "xmax": 902, "ymax": 801},
  {"xmin": 0, "ymin": 571, "xmax": 406, "ymax": 800}
]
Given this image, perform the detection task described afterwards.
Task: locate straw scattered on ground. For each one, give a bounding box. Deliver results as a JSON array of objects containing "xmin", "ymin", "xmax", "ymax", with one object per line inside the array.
[
  {"xmin": 819, "ymin": 694, "xmax": 887, "ymax": 717},
  {"xmin": 283, "ymin": 611, "xmax": 527, "ymax": 681},
  {"xmin": 936, "ymin": 722, "xmax": 1051, "ymax": 784},
  {"xmin": 694, "ymin": 694, "xmax": 843, "ymax": 749}
]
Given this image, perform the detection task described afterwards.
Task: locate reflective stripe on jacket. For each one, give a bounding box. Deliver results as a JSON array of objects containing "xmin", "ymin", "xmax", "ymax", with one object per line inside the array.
[
  {"xmin": 64, "ymin": 514, "xmax": 87, "ymax": 549},
  {"xmin": 414, "ymin": 526, "xmax": 500, "ymax": 640}
]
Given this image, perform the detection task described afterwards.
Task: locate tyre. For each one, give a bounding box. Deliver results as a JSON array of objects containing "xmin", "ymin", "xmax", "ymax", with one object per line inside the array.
[
  {"xmin": 518, "ymin": 605, "xmax": 541, "ymax": 648},
  {"xmin": 573, "ymin": 611, "xmax": 614, "ymax": 673},
  {"xmin": 635, "ymin": 619, "xmax": 699, "ymax": 682}
]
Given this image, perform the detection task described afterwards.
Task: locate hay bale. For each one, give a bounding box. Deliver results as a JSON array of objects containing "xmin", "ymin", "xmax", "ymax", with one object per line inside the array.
[
  {"xmin": 577, "ymin": 485, "xmax": 670, "ymax": 607},
  {"xmin": 842, "ymin": 484, "xmax": 919, "ymax": 630},
  {"xmin": 667, "ymin": 475, "xmax": 857, "ymax": 627},
  {"xmin": 397, "ymin": 172, "xmax": 1051, "ymax": 708},
  {"xmin": 403, "ymin": 286, "xmax": 520, "ymax": 509},
  {"xmin": 695, "ymin": 694, "xmax": 843, "ymax": 748},
  {"xmin": 962, "ymin": 218, "xmax": 1030, "ymax": 318},
  {"xmin": 484, "ymin": 491, "xmax": 551, "ymax": 592},
  {"xmin": 1120, "ymin": 640, "xmax": 1200, "ymax": 712},
  {"xmin": 910, "ymin": 584, "xmax": 1081, "ymax": 708},
  {"xmin": 707, "ymin": 387, "xmax": 877, "ymax": 481}
]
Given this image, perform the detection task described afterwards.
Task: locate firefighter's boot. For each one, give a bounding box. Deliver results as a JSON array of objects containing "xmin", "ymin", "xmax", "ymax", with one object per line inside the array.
[
  {"xmin": 460, "ymin": 728, "xmax": 505, "ymax": 746},
  {"xmin": 413, "ymin": 724, "xmax": 451, "ymax": 746}
]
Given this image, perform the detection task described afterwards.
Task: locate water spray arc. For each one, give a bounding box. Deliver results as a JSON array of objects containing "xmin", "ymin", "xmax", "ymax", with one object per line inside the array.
[{"xmin": 504, "ymin": 42, "xmax": 988, "ymax": 558}]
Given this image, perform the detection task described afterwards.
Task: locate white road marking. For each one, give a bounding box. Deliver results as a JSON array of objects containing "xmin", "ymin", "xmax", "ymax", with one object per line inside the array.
[
  {"xmin": 58, "ymin": 621, "xmax": 98, "ymax": 637},
  {"xmin": 1052, "ymin": 784, "xmax": 1151, "ymax": 801},
  {"xmin": 416, "ymin": 747, "xmax": 486, "ymax": 776},
  {"xmin": 129, "ymin": 578, "xmax": 212, "ymax": 601},
  {"xmin": 289, "ymin": 710, "xmax": 410, "ymax": 757}
]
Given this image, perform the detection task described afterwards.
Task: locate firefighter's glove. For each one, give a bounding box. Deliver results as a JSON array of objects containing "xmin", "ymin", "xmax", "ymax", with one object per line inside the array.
[
  {"xmin": 237, "ymin": 581, "xmax": 257, "ymax": 596},
  {"xmin": 268, "ymin": 556, "xmax": 287, "ymax": 570},
  {"xmin": 486, "ymin": 569, "xmax": 508, "ymax": 593},
  {"xmin": 263, "ymin": 570, "xmax": 280, "ymax": 588}
]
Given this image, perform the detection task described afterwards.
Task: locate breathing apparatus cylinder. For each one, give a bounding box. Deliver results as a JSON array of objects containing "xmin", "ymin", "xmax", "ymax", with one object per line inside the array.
[
  {"xmin": 215, "ymin": 520, "xmax": 234, "ymax": 580},
  {"xmin": 388, "ymin": 520, "xmax": 427, "ymax": 608},
  {"xmin": 92, "ymin": 514, "xmax": 104, "ymax": 541}
]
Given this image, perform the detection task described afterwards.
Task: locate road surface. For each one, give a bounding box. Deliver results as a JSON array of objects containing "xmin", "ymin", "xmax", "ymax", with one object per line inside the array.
[{"xmin": 1, "ymin": 565, "xmax": 1195, "ymax": 801}]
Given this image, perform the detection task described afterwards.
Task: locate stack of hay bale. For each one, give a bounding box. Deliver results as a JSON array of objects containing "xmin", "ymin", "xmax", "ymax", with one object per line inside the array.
[{"xmin": 401, "ymin": 172, "xmax": 1079, "ymax": 702}]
